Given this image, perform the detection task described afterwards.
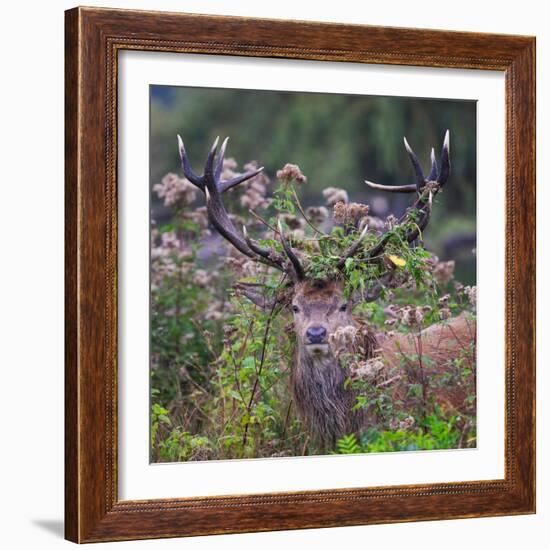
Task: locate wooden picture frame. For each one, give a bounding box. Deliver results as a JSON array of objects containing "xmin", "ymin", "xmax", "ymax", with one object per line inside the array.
[{"xmin": 65, "ymin": 6, "xmax": 536, "ymax": 543}]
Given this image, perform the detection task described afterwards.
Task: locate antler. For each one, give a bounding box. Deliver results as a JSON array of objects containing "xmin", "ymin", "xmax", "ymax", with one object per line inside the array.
[
  {"xmin": 338, "ymin": 131, "xmax": 450, "ymax": 266},
  {"xmin": 178, "ymin": 135, "xmax": 305, "ymax": 281},
  {"xmin": 365, "ymin": 130, "xmax": 450, "ymax": 194}
]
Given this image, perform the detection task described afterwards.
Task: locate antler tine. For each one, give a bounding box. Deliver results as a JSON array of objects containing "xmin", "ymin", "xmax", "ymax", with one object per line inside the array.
[
  {"xmin": 277, "ymin": 219, "xmax": 305, "ymax": 281},
  {"xmin": 437, "ymin": 130, "xmax": 451, "ymax": 186},
  {"xmin": 427, "ymin": 147, "xmax": 439, "ymax": 181},
  {"xmin": 365, "ymin": 180, "xmax": 418, "ymax": 193},
  {"xmin": 336, "ymin": 223, "xmax": 370, "ymax": 270},
  {"xmin": 403, "ymin": 136, "xmax": 426, "ymax": 191},
  {"xmin": 177, "ymin": 134, "xmax": 204, "ymax": 187},
  {"xmin": 214, "ymin": 137, "xmax": 229, "ymax": 181},
  {"xmin": 202, "ymin": 136, "xmax": 220, "ymax": 192},
  {"xmin": 220, "ymin": 165, "xmax": 265, "ymax": 193}
]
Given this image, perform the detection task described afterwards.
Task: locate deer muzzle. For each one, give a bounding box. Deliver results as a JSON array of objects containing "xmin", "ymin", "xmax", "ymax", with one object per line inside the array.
[{"xmin": 306, "ymin": 325, "xmax": 328, "ymax": 344}]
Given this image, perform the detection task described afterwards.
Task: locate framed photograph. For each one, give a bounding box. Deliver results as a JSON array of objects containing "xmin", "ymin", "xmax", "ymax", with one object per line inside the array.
[{"xmin": 65, "ymin": 7, "xmax": 535, "ymax": 543}]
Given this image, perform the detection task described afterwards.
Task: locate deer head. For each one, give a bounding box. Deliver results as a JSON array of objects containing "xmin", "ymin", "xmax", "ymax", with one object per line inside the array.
[{"xmin": 177, "ymin": 132, "xmax": 450, "ymax": 357}]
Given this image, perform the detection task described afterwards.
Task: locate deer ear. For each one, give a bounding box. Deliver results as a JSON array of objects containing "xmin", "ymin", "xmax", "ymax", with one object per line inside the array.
[
  {"xmin": 350, "ymin": 287, "xmax": 382, "ymax": 306},
  {"xmin": 350, "ymin": 273, "xmax": 396, "ymax": 305},
  {"xmin": 234, "ymin": 282, "xmax": 277, "ymax": 310}
]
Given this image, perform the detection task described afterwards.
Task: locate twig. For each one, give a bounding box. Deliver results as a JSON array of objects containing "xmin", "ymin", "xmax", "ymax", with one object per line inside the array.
[
  {"xmin": 412, "ymin": 329, "xmax": 428, "ymax": 431},
  {"xmin": 376, "ymin": 374, "xmax": 402, "ymax": 388},
  {"xmin": 458, "ymin": 421, "xmax": 471, "ymax": 448},
  {"xmin": 241, "ymin": 300, "xmax": 279, "ymax": 447},
  {"xmin": 179, "ymin": 360, "xmax": 209, "ymax": 395},
  {"xmin": 290, "ymin": 186, "xmax": 324, "ymax": 236},
  {"xmin": 190, "ymin": 319, "xmax": 217, "ymax": 359},
  {"xmin": 281, "ymin": 399, "xmax": 293, "ymax": 443},
  {"xmin": 249, "ymin": 209, "xmax": 280, "ymax": 235},
  {"xmin": 227, "ymin": 351, "xmax": 246, "ymax": 402},
  {"xmin": 301, "ymin": 435, "xmax": 310, "ymax": 456}
]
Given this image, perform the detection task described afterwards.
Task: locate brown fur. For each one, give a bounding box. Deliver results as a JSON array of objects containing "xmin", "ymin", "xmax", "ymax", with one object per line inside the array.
[{"xmin": 378, "ymin": 313, "xmax": 477, "ymax": 414}]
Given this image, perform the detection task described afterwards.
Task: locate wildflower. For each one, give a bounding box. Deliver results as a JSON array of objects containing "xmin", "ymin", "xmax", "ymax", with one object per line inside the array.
[
  {"xmin": 438, "ymin": 294, "xmax": 451, "ymax": 306},
  {"xmin": 385, "ymin": 214, "xmax": 398, "ymax": 230},
  {"xmin": 184, "ymin": 207, "xmax": 209, "ymax": 230},
  {"xmin": 399, "ymin": 416, "xmax": 415, "ymax": 430},
  {"xmin": 276, "ymin": 163, "xmax": 307, "ymax": 184},
  {"xmin": 223, "ymin": 324, "xmax": 237, "ymax": 336},
  {"xmin": 399, "ymin": 305, "xmax": 424, "ymax": 327},
  {"xmin": 240, "ymin": 188, "xmax": 268, "ymax": 210},
  {"xmin": 464, "ymin": 285, "xmax": 477, "ymax": 308},
  {"xmin": 160, "ymin": 230, "xmax": 180, "ymax": 249},
  {"xmin": 364, "ymin": 215, "xmax": 385, "ymax": 232},
  {"xmin": 328, "ymin": 325, "xmax": 358, "ymax": 357},
  {"xmin": 349, "ymin": 357, "xmax": 385, "ymax": 381},
  {"xmin": 305, "ymin": 206, "xmax": 329, "ymax": 224},
  {"xmin": 384, "ymin": 304, "xmax": 400, "ymax": 317},
  {"xmin": 220, "ymin": 157, "xmax": 238, "ymax": 179},
  {"xmin": 323, "ymin": 187, "xmax": 349, "ymax": 206},
  {"xmin": 332, "ymin": 201, "xmax": 370, "ymax": 226},
  {"xmin": 153, "ymin": 173, "xmax": 197, "ymax": 207},
  {"xmin": 242, "ymin": 260, "xmax": 263, "ymax": 278},
  {"xmin": 204, "ymin": 301, "xmax": 224, "ymax": 321},
  {"xmin": 433, "ymin": 259, "xmax": 455, "ymax": 285},
  {"xmin": 333, "ymin": 201, "xmax": 347, "ymax": 222},
  {"xmin": 189, "ymin": 445, "xmax": 212, "ymax": 462},
  {"xmin": 239, "ymin": 161, "xmax": 271, "ymax": 210},
  {"xmin": 439, "ymin": 307, "xmax": 452, "ymax": 320},
  {"xmin": 348, "ymin": 202, "xmax": 370, "ymax": 220},
  {"xmin": 192, "ymin": 269, "xmax": 212, "ymax": 287},
  {"xmin": 280, "ymin": 214, "xmax": 306, "ymax": 231}
]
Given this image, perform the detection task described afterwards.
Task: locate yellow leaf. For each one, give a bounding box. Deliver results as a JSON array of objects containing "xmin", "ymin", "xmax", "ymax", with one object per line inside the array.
[{"xmin": 388, "ymin": 254, "xmax": 406, "ymax": 268}]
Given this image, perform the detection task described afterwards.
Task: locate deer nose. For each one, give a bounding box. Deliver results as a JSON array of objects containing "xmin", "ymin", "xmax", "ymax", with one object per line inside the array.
[{"xmin": 306, "ymin": 325, "xmax": 327, "ymax": 344}]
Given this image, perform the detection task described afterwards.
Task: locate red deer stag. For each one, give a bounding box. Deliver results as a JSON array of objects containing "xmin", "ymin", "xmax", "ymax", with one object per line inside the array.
[{"xmin": 177, "ymin": 132, "xmax": 476, "ymax": 449}]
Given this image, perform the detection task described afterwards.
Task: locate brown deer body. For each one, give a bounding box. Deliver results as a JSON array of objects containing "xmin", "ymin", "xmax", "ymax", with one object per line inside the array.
[{"xmin": 177, "ymin": 131, "xmax": 476, "ymax": 449}]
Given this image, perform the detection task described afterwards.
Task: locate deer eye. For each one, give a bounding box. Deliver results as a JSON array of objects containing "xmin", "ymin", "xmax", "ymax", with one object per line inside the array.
[
  {"xmin": 292, "ymin": 305, "xmax": 300, "ymax": 313},
  {"xmin": 339, "ymin": 303, "xmax": 348, "ymax": 312}
]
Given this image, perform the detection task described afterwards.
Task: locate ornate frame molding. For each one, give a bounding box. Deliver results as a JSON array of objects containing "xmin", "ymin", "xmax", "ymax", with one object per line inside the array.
[{"xmin": 65, "ymin": 7, "xmax": 535, "ymax": 542}]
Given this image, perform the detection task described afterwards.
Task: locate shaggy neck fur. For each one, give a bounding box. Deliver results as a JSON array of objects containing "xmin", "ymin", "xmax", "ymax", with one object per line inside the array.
[{"xmin": 291, "ymin": 325, "xmax": 377, "ymax": 450}]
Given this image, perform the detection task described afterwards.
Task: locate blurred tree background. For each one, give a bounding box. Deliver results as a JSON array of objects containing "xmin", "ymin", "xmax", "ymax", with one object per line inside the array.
[{"xmin": 151, "ymin": 85, "xmax": 476, "ymax": 283}]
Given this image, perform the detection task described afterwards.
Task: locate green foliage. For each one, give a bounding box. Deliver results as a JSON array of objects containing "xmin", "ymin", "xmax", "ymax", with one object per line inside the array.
[
  {"xmin": 336, "ymin": 434, "xmax": 362, "ymax": 454},
  {"xmin": 335, "ymin": 409, "xmax": 475, "ymax": 455},
  {"xmin": 155, "ymin": 428, "xmax": 213, "ymax": 462}
]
